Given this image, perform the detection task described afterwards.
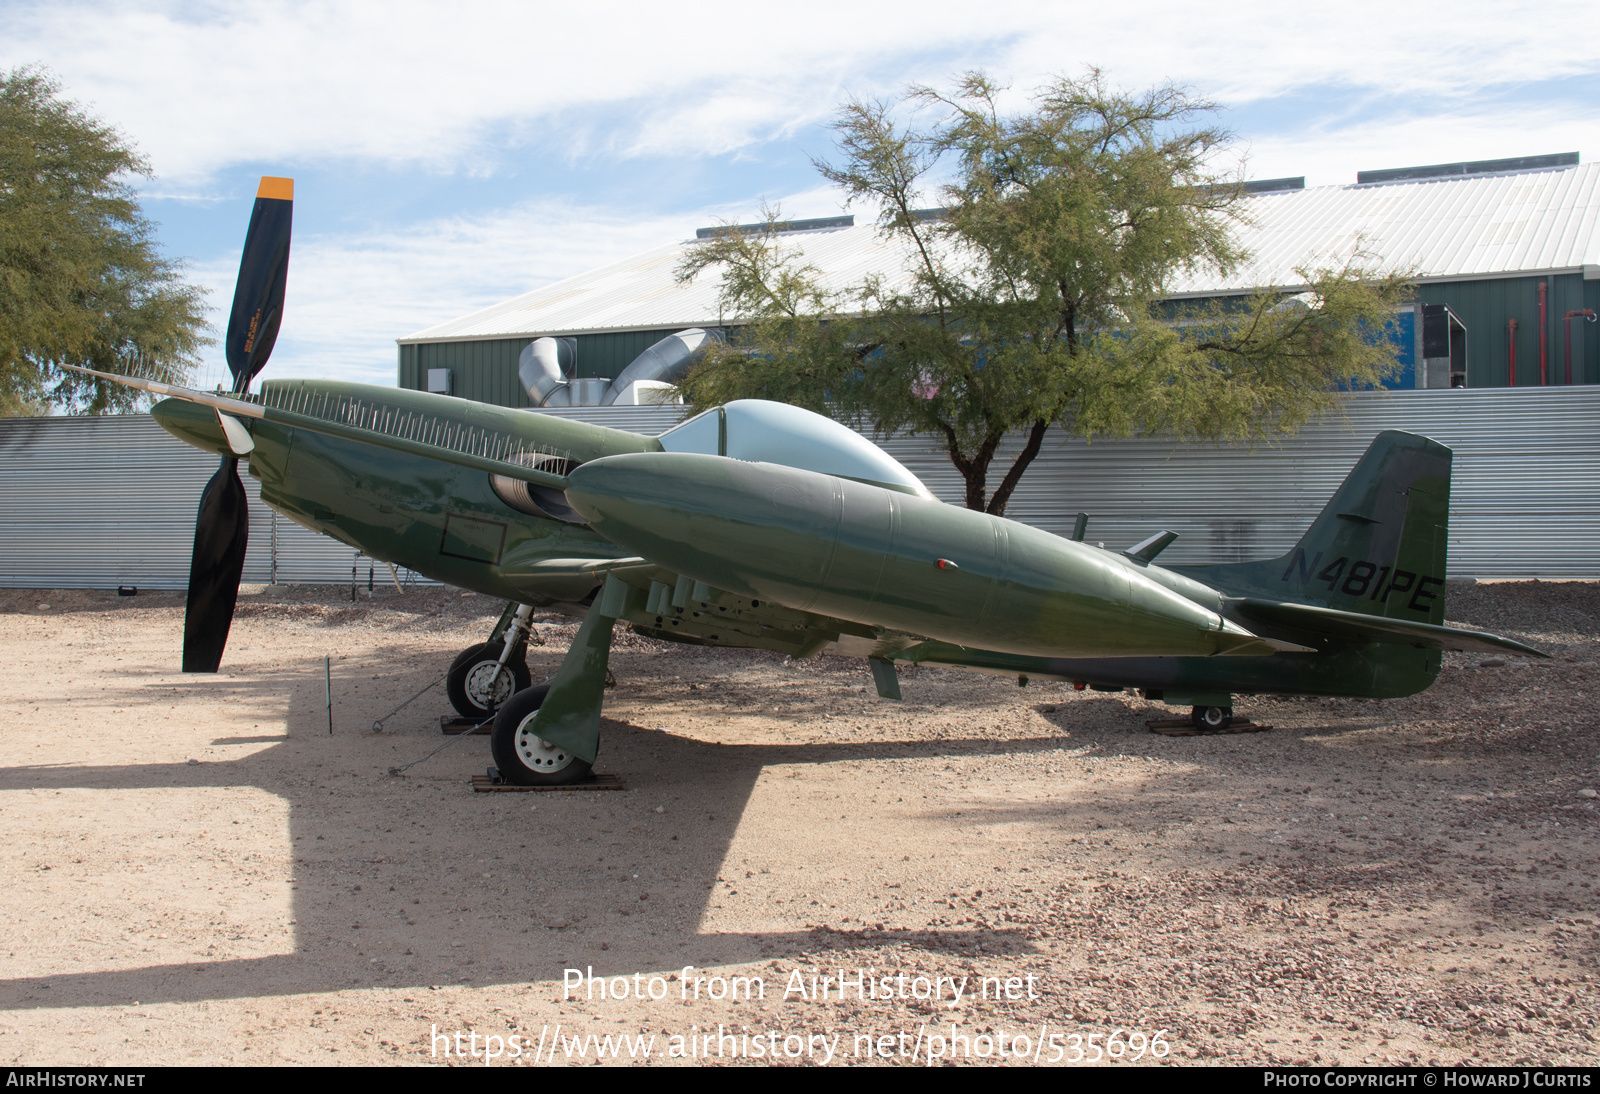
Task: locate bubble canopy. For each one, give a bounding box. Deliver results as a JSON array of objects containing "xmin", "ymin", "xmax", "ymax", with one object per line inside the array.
[{"xmin": 657, "ymin": 400, "xmax": 935, "ymax": 499}]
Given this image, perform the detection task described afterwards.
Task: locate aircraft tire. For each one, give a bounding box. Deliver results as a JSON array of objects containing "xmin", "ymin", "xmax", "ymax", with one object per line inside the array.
[
  {"xmin": 490, "ymin": 685, "xmax": 593, "ymax": 786},
  {"xmin": 1191, "ymin": 705, "xmax": 1234, "ymax": 732},
  {"xmin": 446, "ymin": 642, "xmax": 531, "ymax": 717}
]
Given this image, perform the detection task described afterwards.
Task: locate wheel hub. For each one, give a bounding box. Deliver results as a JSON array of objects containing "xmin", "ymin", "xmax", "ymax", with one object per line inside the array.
[
  {"xmin": 515, "ymin": 718, "xmax": 574, "ymax": 773},
  {"xmin": 464, "ymin": 660, "xmax": 516, "ymax": 710}
]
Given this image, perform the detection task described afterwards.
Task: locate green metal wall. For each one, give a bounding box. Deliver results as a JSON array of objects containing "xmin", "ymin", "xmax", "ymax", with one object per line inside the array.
[
  {"xmin": 1414, "ymin": 273, "xmax": 1596, "ymax": 387},
  {"xmin": 398, "ymin": 328, "xmax": 706, "ymax": 407},
  {"xmin": 399, "ymin": 276, "xmax": 1599, "ymax": 407},
  {"xmin": 1168, "ymin": 274, "xmax": 1599, "ymax": 389},
  {"xmin": 399, "ymin": 338, "xmax": 529, "ymax": 406}
]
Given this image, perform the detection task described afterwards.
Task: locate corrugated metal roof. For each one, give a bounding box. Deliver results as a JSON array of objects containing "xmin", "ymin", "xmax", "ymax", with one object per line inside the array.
[
  {"xmin": 401, "ymin": 163, "xmax": 1600, "ymax": 345},
  {"xmin": 1172, "ymin": 161, "xmax": 1600, "ymax": 297},
  {"xmin": 400, "ymin": 225, "xmax": 918, "ymax": 343}
]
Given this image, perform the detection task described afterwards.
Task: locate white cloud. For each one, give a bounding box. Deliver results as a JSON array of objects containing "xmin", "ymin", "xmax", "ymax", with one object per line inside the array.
[
  {"xmin": 1243, "ymin": 102, "xmax": 1600, "ymax": 187},
  {"xmin": 6, "ymin": 0, "xmax": 1595, "ymax": 188},
  {"xmin": 187, "ymin": 192, "xmax": 840, "ymax": 391}
]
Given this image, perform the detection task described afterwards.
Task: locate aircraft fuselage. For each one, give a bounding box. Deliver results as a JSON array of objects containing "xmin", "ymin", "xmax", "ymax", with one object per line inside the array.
[{"xmin": 152, "ymin": 379, "xmax": 1459, "ymax": 705}]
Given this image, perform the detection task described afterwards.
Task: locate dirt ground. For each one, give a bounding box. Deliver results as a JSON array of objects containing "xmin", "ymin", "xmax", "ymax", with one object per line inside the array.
[{"xmin": 1, "ymin": 579, "xmax": 1597, "ymax": 1067}]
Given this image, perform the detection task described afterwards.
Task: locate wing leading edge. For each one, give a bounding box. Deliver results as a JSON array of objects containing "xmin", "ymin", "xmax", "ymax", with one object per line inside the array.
[{"xmin": 58, "ymin": 364, "xmax": 574, "ymax": 490}]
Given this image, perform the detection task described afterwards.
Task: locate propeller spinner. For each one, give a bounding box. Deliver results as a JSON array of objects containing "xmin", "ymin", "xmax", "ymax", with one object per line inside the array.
[{"xmin": 181, "ymin": 176, "xmax": 293, "ymax": 673}]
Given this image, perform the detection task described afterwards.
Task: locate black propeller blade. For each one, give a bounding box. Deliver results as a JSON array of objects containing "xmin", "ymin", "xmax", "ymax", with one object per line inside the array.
[
  {"xmin": 181, "ymin": 177, "xmax": 293, "ymax": 673},
  {"xmin": 182, "ymin": 460, "xmax": 251, "ymax": 673},
  {"xmin": 224, "ymin": 176, "xmax": 294, "ymax": 392}
]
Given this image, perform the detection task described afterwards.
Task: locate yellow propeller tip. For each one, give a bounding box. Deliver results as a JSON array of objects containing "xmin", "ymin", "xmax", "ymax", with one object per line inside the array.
[{"xmin": 256, "ymin": 176, "xmax": 294, "ymax": 201}]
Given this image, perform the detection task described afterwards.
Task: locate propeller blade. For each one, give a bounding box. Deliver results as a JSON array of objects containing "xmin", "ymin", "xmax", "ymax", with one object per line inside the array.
[
  {"xmin": 177, "ymin": 176, "xmax": 289, "ymax": 671},
  {"xmin": 182, "ymin": 458, "xmax": 250, "ymax": 673},
  {"xmin": 225, "ymin": 176, "xmax": 294, "ymax": 392}
]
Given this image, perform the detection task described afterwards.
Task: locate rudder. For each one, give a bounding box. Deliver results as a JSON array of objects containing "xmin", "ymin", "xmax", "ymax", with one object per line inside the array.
[{"xmin": 1184, "ymin": 431, "xmax": 1452, "ymax": 625}]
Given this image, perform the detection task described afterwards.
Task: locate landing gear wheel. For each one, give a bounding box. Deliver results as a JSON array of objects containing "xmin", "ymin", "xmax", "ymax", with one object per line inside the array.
[
  {"xmin": 446, "ymin": 642, "xmax": 531, "ymax": 718},
  {"xmin": 1191, "ymin": 705, "xmax": 1234, "ymax": 732},
  {"xmin": 489, "ymin": 685, "xmax": 593, "ymax": 786}
]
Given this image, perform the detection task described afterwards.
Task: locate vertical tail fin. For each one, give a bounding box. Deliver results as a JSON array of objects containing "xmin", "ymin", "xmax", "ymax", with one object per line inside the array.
[{"xmin": 1183, "ymin": 431, "xmax": 1452, "ymax": 625}]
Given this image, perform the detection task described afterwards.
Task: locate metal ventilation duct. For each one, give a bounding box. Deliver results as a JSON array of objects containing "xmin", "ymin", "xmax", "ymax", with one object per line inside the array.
[
  {"xmin": 517, "ymin": 336, "xmax": 576, "ymax": 407},
  {"xmin": 602, "ymin": 328, "xmax": 715, "ymax": 406}
]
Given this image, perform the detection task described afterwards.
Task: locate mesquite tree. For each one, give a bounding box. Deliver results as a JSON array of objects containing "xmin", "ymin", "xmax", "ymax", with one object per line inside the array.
[{"xmin": 678, "ymin": 71, "xmax": 1410, "ymax": 515}]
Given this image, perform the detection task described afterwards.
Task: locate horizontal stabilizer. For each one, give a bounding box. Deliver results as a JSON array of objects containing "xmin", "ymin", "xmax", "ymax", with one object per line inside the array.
[
  {"xmin": 1233, "ymin": 598, "xmax": 1547, "ymax": 658},
  {"xmin": 1213, "ymin": 633, "xmax": 1317, "ymax": 657}
]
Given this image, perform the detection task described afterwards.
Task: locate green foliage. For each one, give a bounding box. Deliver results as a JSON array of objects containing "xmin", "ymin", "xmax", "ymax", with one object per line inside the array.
[
  {"xmin": 677, "ymin": 71, "xmax": 1412, "ymax": 515},
  {"xmin": 0, "ymin": 67, "xmax": 208, "ymax": 416}
]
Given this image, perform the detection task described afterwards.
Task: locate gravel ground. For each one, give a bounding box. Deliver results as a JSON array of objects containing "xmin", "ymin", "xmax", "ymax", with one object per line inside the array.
[{"xmin": 0, "ymin": 579, "xmax": 1596, "ymax": 1066}]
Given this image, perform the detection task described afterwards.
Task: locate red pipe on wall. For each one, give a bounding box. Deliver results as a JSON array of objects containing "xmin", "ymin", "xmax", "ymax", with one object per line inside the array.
[
  {"xmin": 1507, "ymin": 318, "xmax": 1518, "ymax": 386},
  {"xmin": 1564, "ymin": 309, "xmax": 1597, "ymax": 386},
  {"xmin": 1538, "ymin": 282, "xmax": 1548, "ymax": 384}
]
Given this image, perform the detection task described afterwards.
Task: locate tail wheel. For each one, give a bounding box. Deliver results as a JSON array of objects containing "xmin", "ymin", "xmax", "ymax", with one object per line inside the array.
[
  {"xmin": 489, "ymin": 685, "xmax": 594, "ymax": 786},
  {"xmin": 446, "ymin": 642, "xmax": 531, "ymax": 717},
  {"xmin": 1191, "ymin": 705, "xmax": 1234, "ymax": 731}
]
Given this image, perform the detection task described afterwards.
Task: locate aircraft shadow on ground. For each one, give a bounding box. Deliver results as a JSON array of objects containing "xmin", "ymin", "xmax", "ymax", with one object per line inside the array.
[
  {"xmin": 0, "ymin": 640, "xmax": 1080, "ymax": 1010},
  {"xmin": 0, "ymin": 643, "xmax": 1407, "ymax": 1012}
]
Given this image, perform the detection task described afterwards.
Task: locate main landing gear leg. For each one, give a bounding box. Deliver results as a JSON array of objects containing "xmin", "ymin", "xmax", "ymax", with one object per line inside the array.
[
  {"xmin": 446, "ymin": 602, "xmax": 534, "ymax": 718},
  {"xmin": 490, "ymin": 577, "xmax": 639, "ymax": 785}
]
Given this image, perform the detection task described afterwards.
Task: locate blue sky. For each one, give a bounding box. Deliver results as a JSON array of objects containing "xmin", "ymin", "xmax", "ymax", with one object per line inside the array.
[{"xmin": 7, "ymin": 0, "xmax": 1598, "ymax": 390}]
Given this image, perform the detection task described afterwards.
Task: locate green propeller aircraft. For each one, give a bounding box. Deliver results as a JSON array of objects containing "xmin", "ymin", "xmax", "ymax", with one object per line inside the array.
[{"xmin": 67, "ymin": 178, "xmax": 1544, "ymax": 786}]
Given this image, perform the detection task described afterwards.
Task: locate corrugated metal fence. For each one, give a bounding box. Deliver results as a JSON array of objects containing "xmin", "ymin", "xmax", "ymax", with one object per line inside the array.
[
  {"xmin": 0, "ymin": 415, "xmax": 412, "ymax": 590},
  {"xmin": 2, "ymin": 386, "xmax": 1596, "ymax": 588}
]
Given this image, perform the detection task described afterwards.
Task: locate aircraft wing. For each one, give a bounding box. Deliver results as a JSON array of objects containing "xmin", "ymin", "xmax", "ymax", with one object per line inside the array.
[
  {"xmin": 508, "ymin": 557, "xmax": 649, "ymax": 576},
  {"xmin": 1232, "ymin": 598, "xmax": 1548, "ymax": 658}
]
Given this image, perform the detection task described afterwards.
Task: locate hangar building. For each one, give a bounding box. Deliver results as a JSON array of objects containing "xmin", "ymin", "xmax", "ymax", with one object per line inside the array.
[{"xmin": 397, "ymin": 152, "xmax": 1600, "ymax": 404}]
